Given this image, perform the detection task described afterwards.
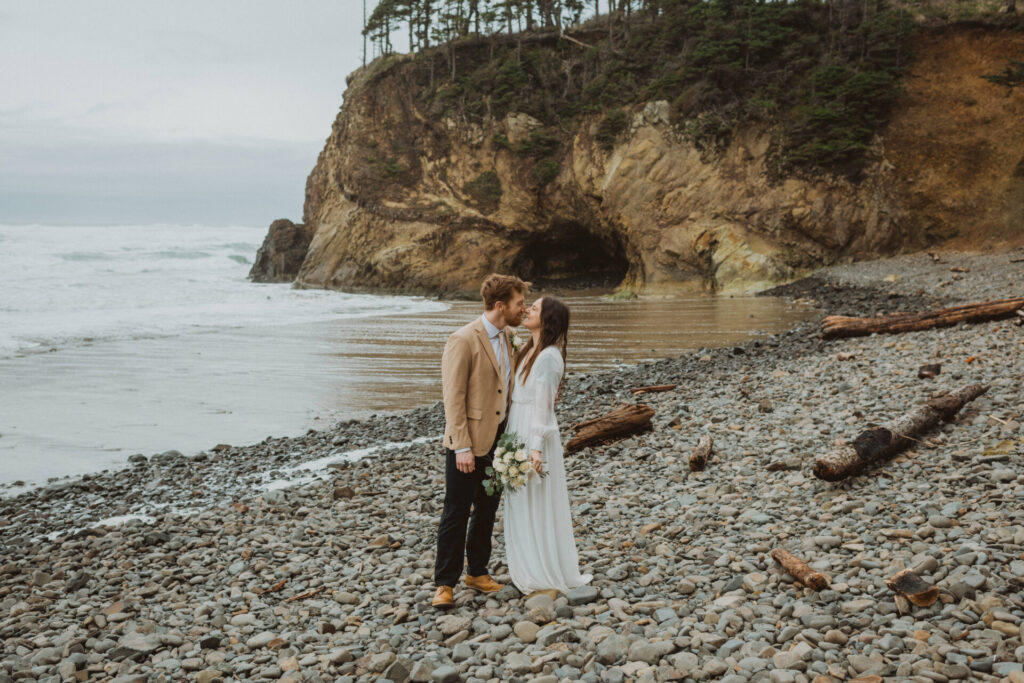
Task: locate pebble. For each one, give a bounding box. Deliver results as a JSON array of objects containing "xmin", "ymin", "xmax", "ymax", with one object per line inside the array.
[
  {"xmin": 430, "ymin": 664, "xmax": 459, "ymax": 683},
  {"xmin": 567, "ymin": 585, "xmax": 599, "ymax": 604},
  {"xmin": 514, "ymin": 620, "xmax": 539, "ymax": 643},
  {"xmin": 628, "ymin": 639, "xmax": 674, "ymax": 665},
  {"xmin": 597, "ymin": 635, "xmax": 629, "ymax": 665},
  {"xmin": 2, "ymin": 255, "xmax": 1023, "ymax": 682}
]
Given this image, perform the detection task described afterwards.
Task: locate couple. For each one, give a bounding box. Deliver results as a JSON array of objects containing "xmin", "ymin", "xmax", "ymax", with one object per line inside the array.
[{"xmin": 432, "ymin": 273, "xmax": 592, "ymax": 608}]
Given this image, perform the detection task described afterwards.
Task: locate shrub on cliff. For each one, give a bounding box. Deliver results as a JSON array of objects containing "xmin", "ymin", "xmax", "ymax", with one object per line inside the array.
[
  {"xmin": 596, "ymin": 108, "xmax": 629, "ymax": 149},
  {"xmin": 464, "ymin": 171, "xmax": 503, "ymax": 214},
  {"xmin": 984, "ymin": 58, "xmax": 1024, "ymax": 91},
  {"xmin": 532, "ymin": 159, "xmax": 560, "ymax": 186}
]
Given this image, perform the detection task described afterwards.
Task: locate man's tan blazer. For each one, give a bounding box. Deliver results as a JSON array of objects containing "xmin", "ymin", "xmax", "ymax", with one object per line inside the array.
[{"xmin": 442, "ymin": 317, "xmax": 515, "ymax": 456}]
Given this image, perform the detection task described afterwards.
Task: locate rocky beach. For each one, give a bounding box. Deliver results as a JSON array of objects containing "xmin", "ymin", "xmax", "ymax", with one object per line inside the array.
[{"xmin": 2, "ymin": 250, "xmax": 1023, "ymax": 683}]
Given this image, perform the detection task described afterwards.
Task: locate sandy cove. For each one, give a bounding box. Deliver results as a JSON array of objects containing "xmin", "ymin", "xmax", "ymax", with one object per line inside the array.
[{"xmin": 1, "ymin": 249, "xmax": 1023, "ymax": 683}]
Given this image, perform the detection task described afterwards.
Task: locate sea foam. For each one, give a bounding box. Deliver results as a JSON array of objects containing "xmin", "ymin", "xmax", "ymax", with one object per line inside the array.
[{"xmin": 0, "ymin": 223, "xmax": 446, "ymax": 357}]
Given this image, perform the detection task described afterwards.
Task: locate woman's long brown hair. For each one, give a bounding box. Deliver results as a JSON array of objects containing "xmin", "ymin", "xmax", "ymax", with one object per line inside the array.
[{"xmin": 516, "ymin": 297, "xmax": 570, "ymax": 390}]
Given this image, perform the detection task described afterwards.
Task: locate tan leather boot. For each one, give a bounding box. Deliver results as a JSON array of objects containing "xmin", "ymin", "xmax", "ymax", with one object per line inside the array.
[
  {"xmin": 432, "ymin": 585, "xmax": 454, "ymax": 609},
  {"xmin": 465, "ymin": 574, "xmax": 503, "ymax": 593}
]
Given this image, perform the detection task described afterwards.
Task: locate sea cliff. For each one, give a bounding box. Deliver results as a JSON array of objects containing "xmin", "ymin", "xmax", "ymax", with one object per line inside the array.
[{"xmin": 252, "ymin": 24, "xmax": 1024, "ymax": 295}]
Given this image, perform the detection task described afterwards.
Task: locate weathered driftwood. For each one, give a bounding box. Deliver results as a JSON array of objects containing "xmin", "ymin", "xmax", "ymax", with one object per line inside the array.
[
  {"xmin": 813, "ymin": 384, "xmax": 989, "ymax": 481},
  {"xmin": 256, "ymin": 579, "xmax": 287, "ymax": 596},
  {"xmin": 689, "ymin": 434, "xmax": 714, "ymax": 471},
  {"xmin": 770, "ymin": 549, "xmax": 829, "ymax": 590},
  {"xmin": 566, "ymin": 404, "xmax": 654, "ymax": 454},
  {"xmin": 894, "ymin": 593, "xmax": 913, "ymax": 615},
  {"xmin": 284, "ymin": 586, "xmax": 326, "ymax": 603},
  {"xmin": 886, "ymin": 569, "xmax": 939, "ymax": 607},
  {"xmin": 821, "ymin": 298, "xmax": 1024, "ymax": 340},
  {"xmin": 630, "ymin": 384, "xmax": 676, "ymax": 396}
]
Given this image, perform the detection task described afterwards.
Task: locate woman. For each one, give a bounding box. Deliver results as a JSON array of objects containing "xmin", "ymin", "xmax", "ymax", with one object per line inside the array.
[{"xmin": 503, "ymin": 296, "xmax": 592, "ymax": 594}]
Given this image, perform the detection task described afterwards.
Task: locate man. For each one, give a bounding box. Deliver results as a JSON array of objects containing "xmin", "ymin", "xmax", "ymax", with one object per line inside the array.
[{"xmin": 432, "ymin": 273, "xmax": 528, "ymax": 609}]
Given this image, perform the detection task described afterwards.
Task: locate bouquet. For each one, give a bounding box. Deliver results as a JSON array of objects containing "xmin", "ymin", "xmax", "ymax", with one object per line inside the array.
[{"xmin": 482, "ymin": 431, "xmax": 544, "ymax": 496}]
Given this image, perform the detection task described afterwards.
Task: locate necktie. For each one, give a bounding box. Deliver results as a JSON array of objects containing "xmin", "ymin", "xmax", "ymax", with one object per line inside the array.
[{"xmin": 497, "ymin": 332, "xmax": 507, "ymax": 386}]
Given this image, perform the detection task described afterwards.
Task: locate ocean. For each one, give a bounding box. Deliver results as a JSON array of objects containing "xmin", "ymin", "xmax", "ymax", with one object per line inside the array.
[{"xmin": 0, "ymin": 223, "xmax": 810, "ymax": 489}]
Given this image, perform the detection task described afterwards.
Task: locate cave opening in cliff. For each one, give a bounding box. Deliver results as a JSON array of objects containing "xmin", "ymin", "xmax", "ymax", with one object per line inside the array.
[{"xmin": 511, "ymin": 223, "xmax": 629, "ymax": 289}]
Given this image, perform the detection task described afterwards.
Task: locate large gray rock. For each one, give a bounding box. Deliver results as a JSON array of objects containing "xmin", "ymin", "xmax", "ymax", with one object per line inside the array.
[
  {"xmin": 430, "ymin": 665, "xmax": 459, "ymax": 683},
  {"xmin": 535, "ymin": 624, "xmax": 576, "ymax": 647},
  {"xmin": 246, "ymin": 631, "xmax": 278, "ymax": 649},
  {"xmin": 597, "ymin": 634, "xmax": 629, "ymax": 665},
  {"xmin": 109, "ymin": 631, "xmax": 163, "ymax": 661},
  {"xmin": 383, "ymin": 658, "xmax": 412, "ymax": 682},
  {"xmin": 504, "ymin": 652, "xmax": 533, "ymax": 675},
  {"xmin": 249, "ymin": 218, "xmax": 314, "ymax": 283},
  {"xmin": 567, "ymin": 585, "xmax": 599, "ymax": 605},
  {"xmin": 436, "ymin": 614, "xmax": 472, "ymax": 636},
  {"xmin": 30, "ymin": 647, "xmax": 62, "ymax": 665},
  {"xmin": 628, "ymin": 639, "xmax": 675, "ymax": 665}
]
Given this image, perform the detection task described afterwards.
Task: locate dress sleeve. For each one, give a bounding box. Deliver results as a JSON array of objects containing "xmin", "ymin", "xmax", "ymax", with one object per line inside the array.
[{"xmin": 529, "ymin": 349, "xmax": 563, "ymax": 453}]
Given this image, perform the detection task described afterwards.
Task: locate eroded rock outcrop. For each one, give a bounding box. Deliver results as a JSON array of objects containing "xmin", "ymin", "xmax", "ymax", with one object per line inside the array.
[
  {"xmin": 285, "ymin": 27, "xmax": 1023, "ymax": 295},
  {"xmin": 249, "ymin": 219, "xmax": 315, "ymax": 283}
]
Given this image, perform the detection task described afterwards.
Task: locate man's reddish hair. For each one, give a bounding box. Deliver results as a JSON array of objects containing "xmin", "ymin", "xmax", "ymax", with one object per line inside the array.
[{"xmin": 480, "ymin": 273, "xmax": 530, "ymax": 310}]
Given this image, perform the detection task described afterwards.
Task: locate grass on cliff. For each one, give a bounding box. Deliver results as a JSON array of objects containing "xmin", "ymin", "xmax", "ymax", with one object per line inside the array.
[{"xmin": 404, "ymin": 0, "xmax": 916, "ymax": 180}]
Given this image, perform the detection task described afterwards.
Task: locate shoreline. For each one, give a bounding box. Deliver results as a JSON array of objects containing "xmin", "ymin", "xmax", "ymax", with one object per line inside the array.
[
  {"xmin": 0, "ymin": 250, "xmax": 1016, "ymax": 541},
  {"xmin": 0, "ymin": 289, "xmax": 806, "ymax": 489},
  {"xmin": 0, "ymin": 279, "xmax": 854, "ymax": 541},
  {"xmin": 1, "ymin": 249, "xmax": 1022, "ymax": 683}
]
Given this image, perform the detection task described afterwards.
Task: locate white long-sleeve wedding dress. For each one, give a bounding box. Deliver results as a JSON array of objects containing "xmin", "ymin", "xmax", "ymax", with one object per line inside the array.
[{"xmin": 503, "ymin": 345, "xmax": 592, "ymax": 594}]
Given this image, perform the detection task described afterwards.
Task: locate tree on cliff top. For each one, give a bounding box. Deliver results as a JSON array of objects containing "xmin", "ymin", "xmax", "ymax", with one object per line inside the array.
[
  {"xmin": 362, "ymin": 0, "xmax": 916, "ymax": 179},
  {"xmin": 364, "ymin": 0, "xmax": 590, "ymax": 54}
]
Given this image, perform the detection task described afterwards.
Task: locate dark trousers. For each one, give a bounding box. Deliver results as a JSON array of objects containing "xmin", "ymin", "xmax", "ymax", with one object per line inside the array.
[{"xmin": 434, "ymin": 445, "xmax": 501, "ymax": 587}]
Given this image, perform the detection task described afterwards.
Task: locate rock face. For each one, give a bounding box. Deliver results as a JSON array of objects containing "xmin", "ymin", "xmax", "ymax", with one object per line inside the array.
[
  {"xmin": 248, "ymin": 219, "xmax": 314, "ymax": 283},
  {"xmin": 287, "ymin": 27, "xmax": 1023, "ymax": 295}
]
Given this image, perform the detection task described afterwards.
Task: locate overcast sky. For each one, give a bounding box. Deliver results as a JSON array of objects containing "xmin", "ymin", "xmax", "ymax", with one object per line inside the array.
[{"xmin": 0, "ymin": 1, "xmax": 381, "ymax": 226}]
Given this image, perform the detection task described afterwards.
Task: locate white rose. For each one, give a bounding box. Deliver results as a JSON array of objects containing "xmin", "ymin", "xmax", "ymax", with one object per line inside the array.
[
  {"xmin": 495, "ymin": 447, "xmax": 506, "ymax": 457},
  {"xmin": 494, "ymin": 461, "xmax": 506, "ymax": 472},
  {"xmin": 519, "ymin": 462, "xmax": 531, "ymax": 473},
  {"xmin": 515, "ymin": 450, "xmax": 527, "ymax": 461}
]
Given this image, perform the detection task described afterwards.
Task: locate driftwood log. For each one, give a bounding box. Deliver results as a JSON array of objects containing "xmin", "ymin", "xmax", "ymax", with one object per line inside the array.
[
  {"xmin": 566, "ymin": 404, "xmax": 654, "ymax": 454},
  {"xmin": 813, "ymin": 384, "xmax": 989, "ymax": 481},
  {"xmin": 770, "ymin": 549, "xmax": 829, "ymax": 590},
  {"xmin": 894, "ymin": 594, "xmax": 913, "ymax": 615},
  {"xmin": 689, "ymin": 434, "xmax": 714, "ymax": 471},
  {"xmin": 821, "ymin": 297, "xmax": 1024, "ymax": 340},
  {"xmin": 630, "ymin": 384, "xmax": 676, "ymax": 396},
  {"xmin": 886, "ymin": 569, "xmax": 939, "ymax": 607}
]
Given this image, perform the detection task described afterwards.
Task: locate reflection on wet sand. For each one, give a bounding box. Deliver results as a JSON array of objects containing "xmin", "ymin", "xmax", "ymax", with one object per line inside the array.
[{"xmin": 321, "ymin": 293, "xmax": 812, "ymax": 415}]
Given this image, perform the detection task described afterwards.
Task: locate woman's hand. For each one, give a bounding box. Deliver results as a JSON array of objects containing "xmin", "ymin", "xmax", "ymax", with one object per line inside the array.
[{"xmin": 530, "ymin": 449, "xmax": 543, "ymax": 474}]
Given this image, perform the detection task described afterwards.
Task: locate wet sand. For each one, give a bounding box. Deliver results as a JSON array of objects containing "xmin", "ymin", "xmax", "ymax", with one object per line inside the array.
[{"xmin": 0, "ymin": 293, "xmax": 810, "ymax": 487}]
